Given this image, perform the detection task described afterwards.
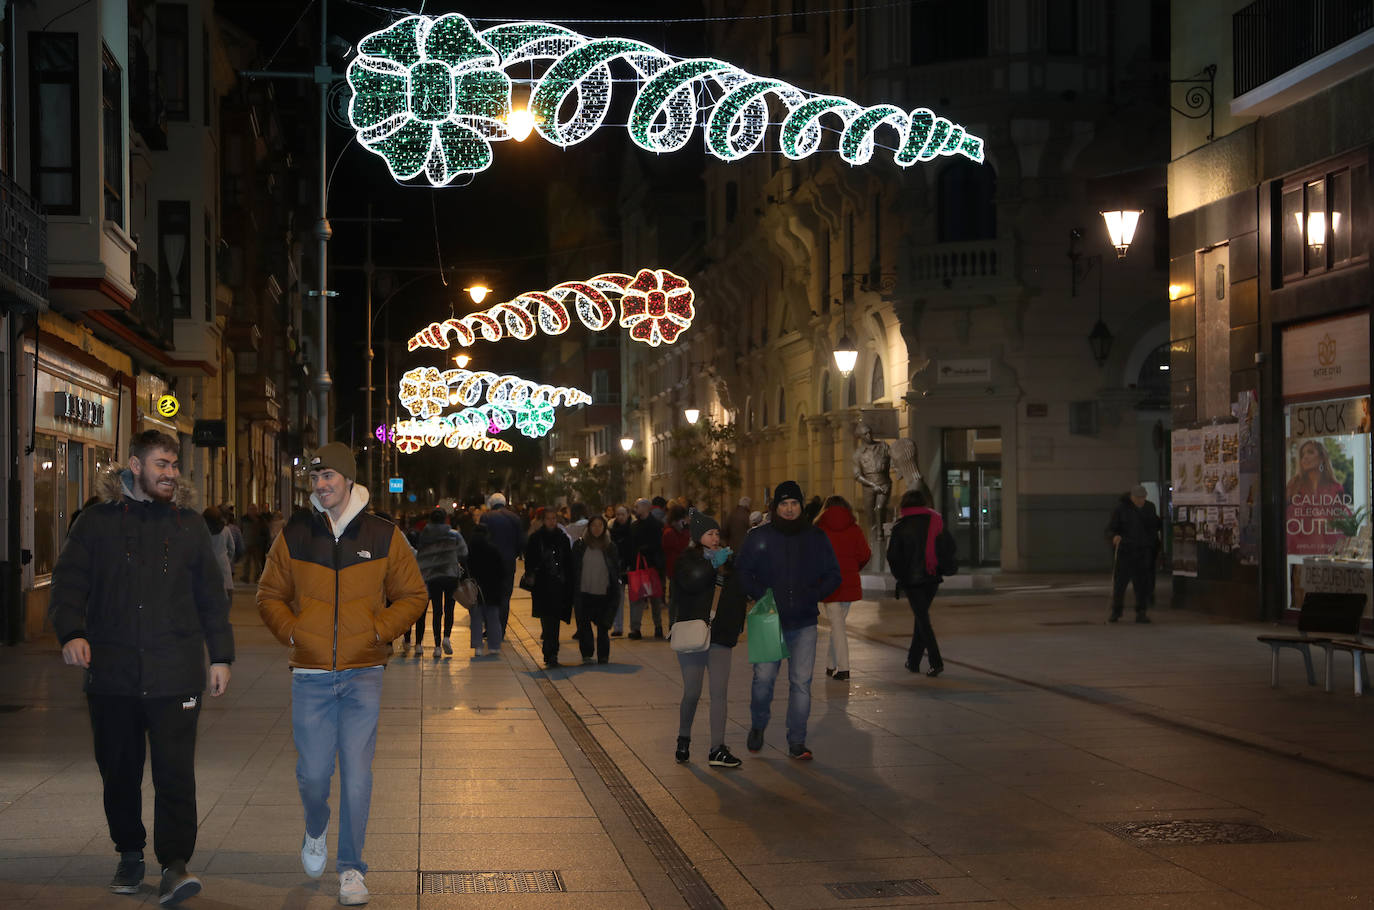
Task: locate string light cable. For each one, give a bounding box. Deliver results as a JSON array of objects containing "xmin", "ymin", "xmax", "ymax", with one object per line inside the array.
[{"xmin": 346, "ymin": 11, "xmax": 984, "ymax": 186}]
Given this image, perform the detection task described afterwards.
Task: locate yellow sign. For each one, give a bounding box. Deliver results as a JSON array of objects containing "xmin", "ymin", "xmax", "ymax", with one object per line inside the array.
[{"xmin": 156, "ymin": 394, "xmax": 180, "ymax": 418}]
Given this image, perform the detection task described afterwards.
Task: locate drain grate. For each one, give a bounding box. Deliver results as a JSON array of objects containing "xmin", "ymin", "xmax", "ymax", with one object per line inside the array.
[
  {"xmin": 825, "ymin": 879, "xmax": 938, "ymax": 899},
  {"xmin": 419, "ymin": 871, "xmax": 566, "ymax": 894},
  {"xmin": 1101, "ymin": 819, "xmax": 1301, "ymax": 846}
]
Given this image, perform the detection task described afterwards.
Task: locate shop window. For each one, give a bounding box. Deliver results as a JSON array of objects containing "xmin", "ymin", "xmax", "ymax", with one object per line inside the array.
[
  {"xmin": 101, "ymin": 46, "xmax": 123, "ymax": 228},
  {"xmin": 33, "ymin": 433, "xmax": 57, "ymax": 577},
  {"xmin": 29, "ymin": 32, "xmax": 79, "ymax": 213},
  {"xmin": 157, "ymin": 4, "xmax": 189, "ymax": 121}
]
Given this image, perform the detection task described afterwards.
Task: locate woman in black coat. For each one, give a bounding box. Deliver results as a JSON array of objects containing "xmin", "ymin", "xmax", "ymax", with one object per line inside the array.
[
  {"xmin": 609, "ymin": 504, "xmax": 634, "ymax": 635},
  {"xmin": 668, "ymin": 512, "xmax": 747, "ymax": 769},
  {"xmin": 524, "ymin": 508, "xmax": 574, "ymax": 668},
  {"xmin": 571, "ymin": 515, "xmax": 621, "ymax": 664}
]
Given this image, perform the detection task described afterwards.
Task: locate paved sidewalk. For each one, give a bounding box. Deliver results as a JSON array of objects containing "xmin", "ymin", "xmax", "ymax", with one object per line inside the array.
[{"xmin": 0, "ymin": 577, "xmax": 1372, "ymax": 908}]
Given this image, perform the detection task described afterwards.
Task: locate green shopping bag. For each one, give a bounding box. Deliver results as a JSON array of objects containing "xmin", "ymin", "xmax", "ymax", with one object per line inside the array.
[{"xmin": 746, "ymin": 589, "xmax": 791, "ymax": 663}]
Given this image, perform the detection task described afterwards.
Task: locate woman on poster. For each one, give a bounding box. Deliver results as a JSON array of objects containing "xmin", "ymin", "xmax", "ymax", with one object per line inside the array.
[{"xmin": 1284, "ymin": 439, "xmax": 1351, "ymax": 556}]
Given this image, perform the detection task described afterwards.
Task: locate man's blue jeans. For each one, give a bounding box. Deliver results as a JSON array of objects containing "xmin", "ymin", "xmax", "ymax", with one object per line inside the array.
[
  {"xmin": 749, "ymin": 624, "xmax": 818, "ymax": 746},
  {"xmin": 291, "ymin": 667, "xmax": 384, "ymax": 874}
]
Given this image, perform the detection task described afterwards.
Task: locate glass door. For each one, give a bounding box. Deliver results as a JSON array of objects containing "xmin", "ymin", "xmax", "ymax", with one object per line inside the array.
[{"xmin": 942, "ymin": 463, "xmax": 1002, "ymax": 566}]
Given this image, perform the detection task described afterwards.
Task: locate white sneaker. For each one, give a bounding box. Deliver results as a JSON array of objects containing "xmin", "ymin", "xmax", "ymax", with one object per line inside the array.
[
  {"xmin": 338, "ymin": 869, "xmax": 369, "ymax": 905},
  {"xmin": 432, "ymin": 645, "xmax": 442, "ymax": 658},
  {"xmin": 442, "ymin": 637, "xmax": 453, "ymax": 655},
  {"xmin": 301, "ymin": 830, "xmax": 326, "ymax": 879}
]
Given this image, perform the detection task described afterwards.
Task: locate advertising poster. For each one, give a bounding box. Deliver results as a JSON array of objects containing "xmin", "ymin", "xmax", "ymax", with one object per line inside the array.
[
  {"xmin": 1234, "ymin": 390, "xmax": 1261, "ymax": 565},
  {"xmin": 1283, "ymin": 397, "xmax": 1370, "ymax": 557}
]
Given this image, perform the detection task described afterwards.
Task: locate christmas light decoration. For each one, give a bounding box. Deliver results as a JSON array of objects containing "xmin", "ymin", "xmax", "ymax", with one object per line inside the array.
[
  {"xmin": 392, "ymin": 417, "xmax": 515, "ymax": 454},
  {"xmin": 347, "ymin": 13, "xmax": 984, "ymax": 187},
  {"xmin": 408, "ymin": 269, "xmax": 694, "ymax": 351},
  {"xmin": 398, "ymin": 366, "xmax": 591, "ymax": 419}
]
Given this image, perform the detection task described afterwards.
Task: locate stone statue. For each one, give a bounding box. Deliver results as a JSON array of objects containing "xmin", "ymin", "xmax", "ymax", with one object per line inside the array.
[{"xmin": 852, "ymin": 421, "xmax": 893, "ymax": 542}]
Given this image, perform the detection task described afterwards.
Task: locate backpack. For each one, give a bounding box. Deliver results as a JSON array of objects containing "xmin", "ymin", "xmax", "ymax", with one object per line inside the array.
[{"xmin": 935, "ymin": 528, "xmax": 958, "ymax": 576}]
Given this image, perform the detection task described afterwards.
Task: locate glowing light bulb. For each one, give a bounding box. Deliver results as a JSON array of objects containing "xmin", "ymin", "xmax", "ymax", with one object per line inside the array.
[
  {"xmin": 546, "ymin": 465, "xmax": 555, "ymax": 474},
  {"xmin": 620, "ymin": 437, "xmax": 634, "ymax": 452},
  {"xmin": 466, "ymin": 285, "xmax": 491, "ymax": 305},
  {"xmin": 454, "ymin": 353, "xmax": 471, "ymax": 369},
  {"xmin": 569, "ymin": 456, "xmax": 580, "ymax": 468},
  {"xmin": 507, "ymin": 107, "xmax": 536, "ymax": 142},
  {"xmin": 683, "ymin": 408, "xmax": 700, "ymax": 425}
]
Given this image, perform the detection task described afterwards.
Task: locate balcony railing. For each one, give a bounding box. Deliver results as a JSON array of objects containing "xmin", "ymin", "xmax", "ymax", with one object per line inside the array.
[
  {"xmin": 911, "ymin": 239, "xmax": 1015, "ymax": 291},
  {"xmin": 128, "ymin": 37, "xmax": 168, "ymax": 150},
  {"xmin": 0, "ymin": 169, "xmax": 48, "ymax": 309},
  {"xmin": 129, "ymin": 262, "xmax": 173, "ymax": 346},
  {"xmin": 1234, "ymin": 0, "xmax": 1374, "ymax": 97}
]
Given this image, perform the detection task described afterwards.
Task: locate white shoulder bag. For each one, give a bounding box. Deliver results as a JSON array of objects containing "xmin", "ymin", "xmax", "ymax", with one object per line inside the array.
[{"xmin": 669, "ymin": 585, "xmax": 722, "ymax": 653}]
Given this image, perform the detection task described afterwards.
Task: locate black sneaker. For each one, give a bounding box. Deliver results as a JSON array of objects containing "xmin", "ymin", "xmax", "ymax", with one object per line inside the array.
[
  {"xmin": 746, "ymin": 727, "xmax": 764, "ymax": 752},
  {"xmin": 109, "ymin": 851, "xmax": 144, "ymax": 894},
  {"xmin": 708, "ymin": 745, "xmax": 742, "ymax": 768},
  {"xmin": 926, "ymin": 666, "xmax": 943, "ymax": 677},
  {"xmin": 788, "ymin": 742, "xmax": 813, "ymax": 761},
  {"xmin": 158, "ymin": 861, "xmax": 201, "ymax": 906},
  {"xmin": 545, "ymin": 658, "xmax": 561, "ymax": 669},
  {"xmin": 627, "ymin": 631, "xmax": 643, "ymax": 640},
  {"xmin": 675, "ymin": 737, "xmax": 690, "ymax": 763},
  {"xmin": 832, "ymin": 670, "xmax": 850, "ymax": 681}
]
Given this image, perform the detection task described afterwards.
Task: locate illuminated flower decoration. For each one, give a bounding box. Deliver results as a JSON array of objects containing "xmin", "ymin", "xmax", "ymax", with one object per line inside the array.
[
  {"xmin": 618, "ymin": 269, "xmax": 694, "ymax": 346},
  {"xmin": 347, "ymin": 14, "xmax": 512, "ymax": 186},
  {"xmin": 514, "ymin": 404, "xmax": 556, "ymax": 437}
]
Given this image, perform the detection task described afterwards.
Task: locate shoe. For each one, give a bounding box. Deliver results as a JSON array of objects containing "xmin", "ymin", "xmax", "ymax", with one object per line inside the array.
[
  {"xmin": 627, "ymin": 631, "xmax": 643, "ymax": 640},
  {"xmin": 157, "ymin": 861, "xmax": 201, "ymax": 906},
  {"xmin": 301, "ymin": 829, "xmax": 327, "ymax": 879},
  {"xmin": 400, "ymin": 641, "xmax": 410, "ymax": 655},
  {"xmin": 1135, "ymin": 614, "xmax": 1151, "ymax": 624},
  {"xmin": 788, "ymin": 743, "xmax": 813, "ymax": 761},
  {"xmin": 597, "ymin": 657, "xmax": 609, "ymax": 664},
  {"xmin": 833, "ymin": 670, "xmax": 850, "ymax": 681},
  {"xmin": 545, "ymin": 658, "xmax": 561, "ymax": 669},
  {"xmin": 708, "ymin": 745, "xmax": 742, "ymax": 768},
  {"xmin": 746, "ymin": 728, "xmax": 764, "ymax": 752},
  {"xmin": 433, "ymin": 646, "xmax": 442, "ymax": 658},
  {"xmin": 675, "ymin": 736, "xmax": 691, "ymax": 763},
  {"xmin": 904, "ymin": 660, "xmax": 921, "ymax": 673},
  {"xmin": 825, "ymin": 666, "xmax": 835, "ymax": 677},
  {"xmin": 109, "ymin": 851, "xmax": 144, "ymax": 894},
  {"xmin": 926, "ymin": 666, "xmax": 944, "ymax": 677},
  {"xmin": 1108, "ymin": 613, "xmax": 1121, "ymax": 623},
  {"xmin": 611, "ymin": 630, "xmax": 623, "ymax": 637},
  {"xmin": 582, "ymin": 655, "xmax": 595, "ymax": 665},
  {"xmin": 338, "ymin": 869, "xmax": 369, "ymax": 906},
  {"xmin": 442, "ymin": 638, "xmax": 453, "ymax": 655},
  {"xmin": 653, "ymin": 629, "xmax": 665, "ymax": 640}
]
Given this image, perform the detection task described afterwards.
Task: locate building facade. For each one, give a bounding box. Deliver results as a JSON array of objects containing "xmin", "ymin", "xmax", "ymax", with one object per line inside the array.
[
  {"xmin": 623, "ymin": 0, "xmax": 1171, "ymax": 571},
  {"xmin": 1169, "ymin": 0, "xmax": 1373, "ymax": 619}
]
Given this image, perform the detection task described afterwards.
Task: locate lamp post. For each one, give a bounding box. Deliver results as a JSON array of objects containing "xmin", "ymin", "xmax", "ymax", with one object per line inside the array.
[{"xmin": 683, "ymin": 408, "xmax": 700, "ymax": 425}]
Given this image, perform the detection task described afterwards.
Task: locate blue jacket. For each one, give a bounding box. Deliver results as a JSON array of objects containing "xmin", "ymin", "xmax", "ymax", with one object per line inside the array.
[
  {"xmin": 479, "ymin": 507, "xmax": 526, "ymax": 566},
  {"xmin": 736, "ymin": 522, "xmax": 842, "ymax": 631}
]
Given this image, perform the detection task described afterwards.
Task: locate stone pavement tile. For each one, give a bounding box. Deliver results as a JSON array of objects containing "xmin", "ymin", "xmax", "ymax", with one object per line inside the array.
[
  {"xmin": 949, "ymin": 847, "xmax": 1221, "ymax": 900},
  {"xmin": 421, "ymin": 833, "xmax": 621, "ymax": 869},
  {"xmin": 0, "ymin": 835, "xmax": 101, "ymax": 858},
  {"xmin": 1150, "ymin": 841, "xmax": 1374, "ymax": 891},
  {"xmin": 0, "ymin": 808, "xmax": 108, "ymax": 839},
  {"xmin": 708, "ymin": 822, "xmax": 927, "ymax": 865},
  {"xmin": 754, "ymin": 873, "xmax": 1000, "ymax": 908},
  {"xmin": 1234, "ymin": 887, "xmax": 1374, "ymax": 909},
  {"xmin": 1012, "ymin": 892, "xmax": 1264, "ymax": 908},
  {"xmin": 415, "ymin": 894, "xmax": 649, "ymax": 909},
  {"xmin": 416, "ymin": 791, "xmax": 592, "ymax": 817},
  {"xmin": 1008, "ymin": 769, "xmax": 1240, "ymax": 817},
  {"xmin": 689, "ymin": 858, "xmax": 771, "ymax": 910},
  {"xmin": 739, "ymin": 855, "xmax": 970, "ymax": 889},
  {"xmin": 421, "ymin": 817, "xmax": 604, "ymax": 835}
]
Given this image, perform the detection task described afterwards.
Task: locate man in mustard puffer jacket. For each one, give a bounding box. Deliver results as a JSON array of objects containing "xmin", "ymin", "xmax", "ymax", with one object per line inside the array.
[{"xmin": 257, "ymin": 442, "xmax": 426, "ymax": 906}]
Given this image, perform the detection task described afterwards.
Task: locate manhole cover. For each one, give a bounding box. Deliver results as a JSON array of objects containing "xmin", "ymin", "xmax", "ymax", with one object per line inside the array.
[
  {"xmin": 1101, "ymin": 820, "xmax": 1300, "ymax": 846},
  {"xmin": 824, "ymin": 879, "xmax": 938, "ymax": 899},
  {"xmin": 419, "ymin": 871, "xmax": 566, "ymax": 894}
]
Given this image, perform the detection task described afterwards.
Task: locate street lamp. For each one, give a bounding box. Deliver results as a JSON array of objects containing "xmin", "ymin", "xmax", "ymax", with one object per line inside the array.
[
  {"xmin": 683, "ymin": 408, "xmax": 700, "ymax": 425},
  {"xmin": 832, "ymin": 335, "xmax": 858, "ymax": 376},
  {"xmin": 1100, "ymin": 210, "xmax": 1142, "ymax": 261},
  {"xmin": 546, "ymin": 464, "xmax": 555, "ymax": 475},
  {"xmin": 465, "ymin": 284, "xmax": 491, "ymax": 305},
  {"xmin": 619, "ymin": 437, "xmax": 634, "ymax": 452},
  {"xmin": 506, "ymin": 107, "xmax": 537, "ymax": 141},
  {"xmin": 453, "ymin": 353, "xmax": 471, "ymax": 369},
  {"xmin": 569, "ymin": 456, "xmax": 580, "ymax": 468}
]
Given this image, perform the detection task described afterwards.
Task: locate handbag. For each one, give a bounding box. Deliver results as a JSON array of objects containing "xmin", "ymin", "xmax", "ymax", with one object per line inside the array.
[
  {"xmin": 746, "ymin": 588, "xmax": 790, "ymax": 663},
  {"xmin": 518, "ymin": 572, "xmax": 535, "ymax": 592},
  {"xmin": 627, "ymin": 554, "xmax": 663, "ymax": 601},
  {"xmin": 455, "ymin": 575, "xmax": 482, "ymax": 608},
  {"xmin": 670, "ymin": 587, "xmax": 721, "ymax": 654}
]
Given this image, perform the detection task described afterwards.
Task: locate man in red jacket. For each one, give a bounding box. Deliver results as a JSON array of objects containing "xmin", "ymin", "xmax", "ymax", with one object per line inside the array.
[{"xmin": 816, "ymin": 496, "xmax": 871, "ymax": 681}]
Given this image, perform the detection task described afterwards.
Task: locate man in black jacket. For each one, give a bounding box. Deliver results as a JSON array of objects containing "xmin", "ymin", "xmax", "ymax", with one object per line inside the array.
[
  {"xmin": 1108, "ymin": 484, "xmax": 1162, "ymax": 623},
  {"xmin": 49, "ymin": 430, "xmax": 235, "ymax": 905}
]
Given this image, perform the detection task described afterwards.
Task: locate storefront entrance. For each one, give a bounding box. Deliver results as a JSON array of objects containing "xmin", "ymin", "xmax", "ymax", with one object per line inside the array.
[{"xmin": 942, "ymin": 427, "xmax": 1002, "ymax": 567}]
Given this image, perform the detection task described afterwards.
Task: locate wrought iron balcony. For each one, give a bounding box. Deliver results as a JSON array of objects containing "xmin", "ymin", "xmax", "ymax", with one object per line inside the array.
[
  {"xmin": 1234, "ymin": 0, "xmax": 1374, "ymax": 98},
  {"xmin": 0, "ymin": 169, "xmax": 48, "ymax": 311},
  {"xmin": 128, "ymin": 262, "xmax": 173, "ymax": 347}
]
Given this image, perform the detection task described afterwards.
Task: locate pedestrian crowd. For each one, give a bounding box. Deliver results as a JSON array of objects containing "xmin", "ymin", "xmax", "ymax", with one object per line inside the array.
[{"xmin": 46, "ymin": 428, "xmax": 1158, "ymax": 907}]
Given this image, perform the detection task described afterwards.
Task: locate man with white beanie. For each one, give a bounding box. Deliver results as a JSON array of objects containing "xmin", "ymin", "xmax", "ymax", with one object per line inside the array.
[{"xmin": 479, "ymin": 492, "xmax": 526, "ymax": 632}]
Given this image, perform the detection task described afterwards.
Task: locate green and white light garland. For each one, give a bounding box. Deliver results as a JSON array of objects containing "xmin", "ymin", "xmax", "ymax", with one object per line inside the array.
[{"xmin": 347, "ymin": 13, "xmax": 985, "ymax": 186}]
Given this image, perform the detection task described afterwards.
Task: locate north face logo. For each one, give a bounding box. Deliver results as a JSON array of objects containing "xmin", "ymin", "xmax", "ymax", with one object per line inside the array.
[{"xmin": 357, "ymin": 550, "xmax": 371, "ymax": 559}]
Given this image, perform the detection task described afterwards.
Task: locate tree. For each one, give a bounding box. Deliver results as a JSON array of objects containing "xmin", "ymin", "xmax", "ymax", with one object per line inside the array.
[
  {"xmin": 563, "ymin": 450, "xmax": 646, "ymax": 511},
  {"xmin": 667, "ymin": 418, "xmax": 741, "ymax": 517}
]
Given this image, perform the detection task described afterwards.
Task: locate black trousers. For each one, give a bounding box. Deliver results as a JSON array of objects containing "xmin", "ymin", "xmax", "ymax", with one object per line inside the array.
[
  {"xmin": 905, "ymin": 585, "xmax": 943, "ymax": 671},
  {"xmin": 428, "ymin": 577, "xmax": 457, "ymax": 641},
  {"xmin": 538, "ymin": 614, "xmax": 563, "ymax": 662},
  {"xmin": 575, "ymin": 593, "xmax": 614, "ymax": 661},
  {"xmin": 88, "ymin": 692, "xmax": 201, "ymax": 867},
  {"xmin": 1112, "ymin": 547, "xmax": 1155, "ymax": 615}
]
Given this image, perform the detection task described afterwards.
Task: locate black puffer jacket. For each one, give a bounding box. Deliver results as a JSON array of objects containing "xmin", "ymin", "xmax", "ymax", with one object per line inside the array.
[
  {"xmin": 670, "ymin": 548, "xmax": 747, "ymax": 647},
  {"xmin": 49, "ymin": 469, "xmax": 235, "ymax": 697},
  {"xmin": 525, "ymin": 526, "xmax": 574, "ymax": 621}
]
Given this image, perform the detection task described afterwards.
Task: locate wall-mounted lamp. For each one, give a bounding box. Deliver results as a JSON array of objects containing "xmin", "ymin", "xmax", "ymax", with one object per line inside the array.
[
  {"xmin": 619, "ymin": 437, "xmax": 634, "ymax": 452},
  {"xmin": 569, "ymin": 456, "xmax": 580, "ymax": 468},
  {"xmin": 683, "ymin": 408, "xmax": 700, "ymax": 425},
  {"xmin": 1100, "ymin": 210, "xmax": 1142, "ymax": 261},
  {"xmin": 545, "ymin": 464, "xmax": 555, "ymax": 475},
  {"xmin": 1296, "ymin": 211, "xmax": 1339, "ymax": 256},
  {"xmin": 1088, "ymin": 316, "xmax": 1114, "ymax": 367}
]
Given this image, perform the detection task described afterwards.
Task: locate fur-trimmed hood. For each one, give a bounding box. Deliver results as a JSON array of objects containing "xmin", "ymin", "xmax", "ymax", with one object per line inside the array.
[{"xmin": 95, "ymin": 464, "xmax": 198, "ymax": 509}]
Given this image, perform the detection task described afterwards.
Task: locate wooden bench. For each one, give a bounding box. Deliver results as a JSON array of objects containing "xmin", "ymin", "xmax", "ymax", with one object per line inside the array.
[{"xmin": 1257, "ymin": 592, "xmax": 1367, "ymax": 689}]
